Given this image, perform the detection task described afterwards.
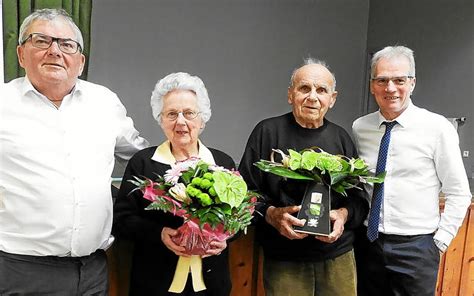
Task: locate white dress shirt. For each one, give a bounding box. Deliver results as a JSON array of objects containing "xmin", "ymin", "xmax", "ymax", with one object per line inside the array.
[
  {"xmin": 352, "ymin": 100, "xmax": 471, "ymax": 246},
  {"xmin": 0, "ymin": 77, "xmax": 149, "ymax": 257}
]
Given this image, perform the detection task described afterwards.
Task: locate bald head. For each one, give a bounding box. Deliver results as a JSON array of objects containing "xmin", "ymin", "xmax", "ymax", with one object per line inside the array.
[{"xmin": 290, "ymin": 58, "xmax": 336, "ymax": 92}]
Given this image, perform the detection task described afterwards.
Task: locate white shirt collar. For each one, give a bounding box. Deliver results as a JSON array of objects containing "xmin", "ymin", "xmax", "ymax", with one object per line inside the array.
[
  {"xmin": 20, "ymin": 75, "xmax": 80, "ymax": 98},
  {"xmin": 377, "ymin": 99, "xmax": 415, "ymax": 129},
  {"xmin": 151, "ymin": 140, "xmax": 215, "ymax": 165}
]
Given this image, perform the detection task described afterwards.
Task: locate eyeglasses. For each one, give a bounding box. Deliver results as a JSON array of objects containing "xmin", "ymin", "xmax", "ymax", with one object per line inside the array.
[
  {"xmin": 372, "ymin": 76, "xmax": 414, "ymax": 86},
  {"xmin": 21, "ymin": 33, "xmax": 82, "ymax": 54},
  {"xmin": 162, "ymin": 110, "xmax": 201, "ymax": 121}
]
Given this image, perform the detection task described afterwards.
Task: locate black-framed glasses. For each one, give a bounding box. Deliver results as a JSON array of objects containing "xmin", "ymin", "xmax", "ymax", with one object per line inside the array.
[
  {"xmin": 371, "ymin": 76, "xmax": 414, "ymax": 86},
  {"xmin": 162, "ymin": 110, "xmax": 201, "ymax": 121},
  {"xmin": 21, "ymin": 33, "xmax": 82, "ymax": 54}
]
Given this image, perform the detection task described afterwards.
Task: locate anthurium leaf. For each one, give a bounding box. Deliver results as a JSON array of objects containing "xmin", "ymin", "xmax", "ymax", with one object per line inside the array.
[
  {"xmin": 352, "ymin": 158, "xmax": 366, "ymax": 170},
  {"xmin": 301, "ymin": 150, "xmax": 318, "ymax": 170},
  {"xmin": 332, "ymin": 184, "xmax": 347, "ymax": 197},
  {"xmin": 212, "ymin": 171, "xmax": 247, "ymax": 208},
  {"xmin": 338, "ymin": 157, "xmax": 351, "ymax": 171},
  {"xmin": 364, "ymin": 171, "xmax": 386, "ymax": 183},
  {"xmin": 329, "ymin": 171, "xmax": 349, "ymax": 185},
  {"xmin": 219, "ymin": 203, "xmax": 232, "ymax": 215},
  {"xmin": 181, "ymin": 170, "xmax": 194, "ymax": 184},
  {"xmin": 288, "ymin": 149, "xmax": 302, "ymax": 170},
  {"xmin": 209, "ymin": 208, "xmax": 225, "ymax": 220},
  {"xmin": 254, "ymin": 161, "xmax": 314, "ymax": 180}
]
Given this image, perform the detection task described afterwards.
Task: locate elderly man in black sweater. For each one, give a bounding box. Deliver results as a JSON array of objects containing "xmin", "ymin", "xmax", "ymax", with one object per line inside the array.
[{"xmin": 239, "ymin": 59, "xmax": 368, "ymax": 296}]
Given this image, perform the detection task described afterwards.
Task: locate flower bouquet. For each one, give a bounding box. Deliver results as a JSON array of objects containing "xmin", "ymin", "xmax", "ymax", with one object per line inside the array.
[
  {"xmin": 254, "ymin": 147, "xmax": 385, "ymax": 196},
  {"xmin": 129, "ymin": 157, "xmax": 258, "ymax": 255},
  {"xmin": 254, "ymin": 147, "xmax": 385, "ymax": 235}
]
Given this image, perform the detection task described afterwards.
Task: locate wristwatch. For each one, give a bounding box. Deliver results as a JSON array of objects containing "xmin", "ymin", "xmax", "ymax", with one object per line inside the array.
[{"xmin": 434, "ymin": 238, "xmax": 448, "ymax": 253}]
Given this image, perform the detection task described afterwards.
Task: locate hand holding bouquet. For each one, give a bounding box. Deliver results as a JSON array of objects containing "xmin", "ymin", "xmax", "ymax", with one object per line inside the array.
[
  {"xmin": 129, "ymin": 157, "xmax": 258, "ymax": 255},
  {"xmin": 254, "ymin": 147, "xmax": 385, "ymax": 196}
]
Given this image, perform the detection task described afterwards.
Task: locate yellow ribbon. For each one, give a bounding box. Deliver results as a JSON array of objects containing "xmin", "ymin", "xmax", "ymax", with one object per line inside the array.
[{"xmin": 168, "ymin": 255, "xmax": 206, "ymax": 293}]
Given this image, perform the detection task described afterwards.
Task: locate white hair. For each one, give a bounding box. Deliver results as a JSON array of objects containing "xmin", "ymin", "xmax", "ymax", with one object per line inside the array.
[
  {"xmin": 150, "ymin": 72, "xmax": 212, "ymax": 125},
  {"xmin": 371, "ymin": 46, "xmax": 416, "ymax": 78},
  {"xmin": 18, "ymin": 8, "xmax": 84, "ymax": 51}
]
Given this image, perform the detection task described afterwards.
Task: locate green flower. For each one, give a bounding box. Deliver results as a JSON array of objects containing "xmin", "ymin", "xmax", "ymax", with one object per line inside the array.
[
  {"xmin": 288, "ymin": 149, "xmax": 302, "ymax": 170},
  {"xmin": 197, "ymin": 193, "xmax": 213, "ymax": 206},
  {"xmin": 200, "ymin": 179, "xmax": 213, "ymax": 189},
  {"xmin": 203, "ymin": 172, "xmax": 214, "ymax": 181},
  {"xmin": 349, "ymin": 158, "xmax": 366, "ymax": 172},
  {"xmin": 212, "ymin": 171, "xmax": 248, "ymax": 208},
  {"xmin": 301, "ymin": 150, "xmax": 318, "ymax": 170},
  {"xmin": 314, "ymin": 152, "xmax": 343, "ymax": 172},
  {"xmin": 191, "ymin": 177, "xmax": 203, "ymax": 186}
]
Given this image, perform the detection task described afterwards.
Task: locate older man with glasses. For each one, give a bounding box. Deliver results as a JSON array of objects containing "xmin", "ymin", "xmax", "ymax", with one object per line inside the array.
[
  {"xmin": 0, "ymin": 8, "xmax": 148, "ymax": 295},
  {"xmin": 352, "ymin": 45, "xmax": 471, "ymax": 296}
]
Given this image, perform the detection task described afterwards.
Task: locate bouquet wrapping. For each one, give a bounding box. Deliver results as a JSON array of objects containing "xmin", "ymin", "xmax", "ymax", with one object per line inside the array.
[
  {"xmin": 172, "ymin": 219, "xmax": 228, "ymax": 255},
  {"xmin": 130, "ymin": 157, "xmax": 257, "ymax": 255}
]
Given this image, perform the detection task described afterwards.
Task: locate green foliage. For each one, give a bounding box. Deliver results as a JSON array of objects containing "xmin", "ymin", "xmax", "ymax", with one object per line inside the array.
[
  {"xmin": 254, "ymin": 160, "xmax": 316, "ymax": 181},
  {"xmin": 254, "ymin": 148, "xmax": 385, "ymax": 197}
]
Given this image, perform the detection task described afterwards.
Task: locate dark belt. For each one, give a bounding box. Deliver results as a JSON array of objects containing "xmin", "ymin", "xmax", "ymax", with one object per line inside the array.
[
  {"xmin": 0, "ymin": 249, "xmax": 105, "ymax": 265},
  {"xmin": 377, "ymin": 232, "xmax": 434, "ymax": 242}
]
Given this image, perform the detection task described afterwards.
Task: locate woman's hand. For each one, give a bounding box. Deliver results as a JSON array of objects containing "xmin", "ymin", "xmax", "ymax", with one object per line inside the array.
[
  {"xmin": 203, "ymin": 240, "xmax": 227, "ymax": 258},
  {"xmin": 161, "ymin": 227, "xmax": 190, "ymax": 257}
]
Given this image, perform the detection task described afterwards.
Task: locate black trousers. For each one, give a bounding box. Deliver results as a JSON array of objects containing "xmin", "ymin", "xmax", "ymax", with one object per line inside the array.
[
  {"xmin": 0, "ymin": 249, "xmax": 108, "ymax": 296},
  {"xmin": 354, "ymin": 226, "xmax": 440, "ymax": 296}
]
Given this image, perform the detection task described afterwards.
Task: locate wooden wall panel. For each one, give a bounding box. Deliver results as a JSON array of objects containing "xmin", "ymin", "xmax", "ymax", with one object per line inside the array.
[
  {"xmin": 229, "ymin": 227, "xmax": 258, "ymax": 296},
  {"xmin": 460, "ymin": 206, "xmax": 474, "ymax": 295},
  {"xmin": 436, "ymin": 251, "xmax": 447, "ymax": 296},
  {"xmin": 107, "ymin": 240, "xmax": 133, "ymax": 296},
  {"xmin": 440, "ymin": 214, "xmax": 468, "ymax": 296}
]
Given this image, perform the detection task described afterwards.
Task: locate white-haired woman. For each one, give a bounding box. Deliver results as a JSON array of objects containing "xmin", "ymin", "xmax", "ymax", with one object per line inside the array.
[{"xmin": 113, "ymin": 72, "xmax": 233, "ymax": 296}]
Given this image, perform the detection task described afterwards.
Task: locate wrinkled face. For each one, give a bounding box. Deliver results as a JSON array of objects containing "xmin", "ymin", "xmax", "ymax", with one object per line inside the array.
[
  {"xmin": 288, "ymin": 64, "xmax": 337, "ymax": 128},
  {"xmin": 371, "ymin": 57, "xmax": 416, "ymax": 120},
  {"xmin": 160, "ymin": 89, "xmax": 203, "ymax": 150},
  {"xmin": 17, "ymin": 19, "xmax": 85, "ymax": 92}
]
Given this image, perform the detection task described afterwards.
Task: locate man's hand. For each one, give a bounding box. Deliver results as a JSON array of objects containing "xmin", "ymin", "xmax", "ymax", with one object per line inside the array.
[
  {"xmin": 315, "ymin": 208, "xmax": 348, "ymax": 243},
  {"xmin": 161, "ymin": 227, "xmax": 190, "ymax": 257},
  {"xmin": 265, "ymin": 205, "xmax": 308, "ymax": 240}
]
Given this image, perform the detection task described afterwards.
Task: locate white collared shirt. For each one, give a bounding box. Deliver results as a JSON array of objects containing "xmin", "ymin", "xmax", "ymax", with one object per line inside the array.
[
  {"xmin": 0, "ymin": 77, "xmax": 149, "ymax": 256},
  {"xmin": 352, "ymin": 100, "xmax": 471, "ymax": 246}
]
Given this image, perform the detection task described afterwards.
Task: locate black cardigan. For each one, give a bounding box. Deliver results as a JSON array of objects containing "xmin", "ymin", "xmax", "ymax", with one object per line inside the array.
[{"xmin": 113, "ymin": 146, "xmax": 235, "ymax": 296}]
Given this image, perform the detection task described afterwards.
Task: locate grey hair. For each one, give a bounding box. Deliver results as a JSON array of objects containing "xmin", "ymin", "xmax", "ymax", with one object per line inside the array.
[
  {"xmin": 290, "ymin": 57, "xmax": 337, "ymax": 91},
  {"xmin": 150, "ymin": 72, "xmax": 212, "ymax": 124},
  {"xmin": 371, "ymin": 46, "xmax": 416, "ymax": 78},
  {"xmin": 18, "ymin": 8, "xmax": 84, "ymax": 51}
]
